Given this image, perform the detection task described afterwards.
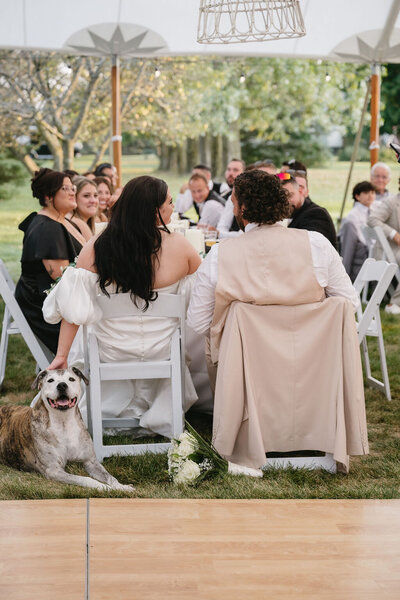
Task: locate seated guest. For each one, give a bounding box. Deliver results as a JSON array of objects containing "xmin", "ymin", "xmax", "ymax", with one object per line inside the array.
[
  {"xmin": 175, "ymin": 164, "xmax": 228, "ymax": 215},
  {"xmin": 44, "ymin": 176, "xmax": 201, "ymax": 437},
  {"xmin": 281, "ymin": 159, "xmax": 307, "ymax": 173},
  {"xmin": 189, "ymin": 173, "xmax": 225, "ymax": 228},
  {"xmin": 71, "ymin": 176, "xmax": 99, "ymax": 239},
  {"xmin": 188, "ymin": 170, "xmax": 367, "ymax": 475},
  {"xmin": 339, "ymin": 181, "xmax": 376, "ymax": 282},
  {"xmin": 94, "ymin": 176, "xmax": 113, "ymax": 222},
  {"xmin": 280, "ymin": 173, "xmax": 338, "ymax": 249},
  {"xmin": 15, "ymin": 168, "xmax": 86, "ymax": 354},
  {"xmin": 94, "ymin": 162, "xmax": 118, "ymax": 188},
  {"xmin": 82, "ymin": 171, "xmax": 96, "ymax": 181},
  {"xmin": 370, "ymin": 162, "xmax": 391, "ymax": 202},
  {"xmin": 367, "ymin": 183, "xmax": 400, "ymax": 314}
]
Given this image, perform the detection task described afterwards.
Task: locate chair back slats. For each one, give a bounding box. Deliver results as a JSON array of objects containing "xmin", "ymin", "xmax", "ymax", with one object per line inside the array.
[
  {"xmin": 353, "ymin": 258, "xmax": 396, "ymax": 401},
  {"xmin": 0, "ymin": 259, "xmax": 52, "ymax": 387},
  {"xmin": 84, "ymin": 290, "xmax": 186, "ymax": 460}
]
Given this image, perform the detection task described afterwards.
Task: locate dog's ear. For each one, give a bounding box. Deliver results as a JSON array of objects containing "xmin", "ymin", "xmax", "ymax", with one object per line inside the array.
[
  {"xmin": 31, "ymin": 370, "xmax": 48, "ymax": 390},
  {"xmin": 71, "ymin": 366, "xmax": 89, "ymax": 385}
]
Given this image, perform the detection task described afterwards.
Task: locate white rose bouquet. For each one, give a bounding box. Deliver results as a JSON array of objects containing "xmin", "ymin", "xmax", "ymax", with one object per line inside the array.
[{"xmin": 168, "ymin": 421, "xmax": 228, "ymax": 486}]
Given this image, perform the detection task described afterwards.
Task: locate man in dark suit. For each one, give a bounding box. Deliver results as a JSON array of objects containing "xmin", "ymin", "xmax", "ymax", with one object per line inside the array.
[{"xmin": 280, "ymin": 172, "xmax": 337, "ymax": 249}]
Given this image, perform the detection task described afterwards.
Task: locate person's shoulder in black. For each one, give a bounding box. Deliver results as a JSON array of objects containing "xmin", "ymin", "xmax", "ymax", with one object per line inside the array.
[
  {"xmin": 208, "ymin": 189, "xmax": 226, "ymax": 206},
  {"xmin": 19, "ymin": 213, "xmax": 82, "ymax": 262},
  {"xmin": 288, "ymin": 197, "xmax": 337, "ymax": 249}
]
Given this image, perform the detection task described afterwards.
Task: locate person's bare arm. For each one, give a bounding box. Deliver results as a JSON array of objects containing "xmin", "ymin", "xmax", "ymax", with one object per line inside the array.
[
  {"xmin": 42, "ymin": 259, "xmax": 70, "ymax": 281},
  {"xmin": 47, "ymin": 320, "xmax": 79, "ymax": 370}
]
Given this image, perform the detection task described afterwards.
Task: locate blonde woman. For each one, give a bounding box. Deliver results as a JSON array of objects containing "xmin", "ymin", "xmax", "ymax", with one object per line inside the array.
[{"xmin": 71, "ymin": 176, "xmax": 99, "ymax": 239}]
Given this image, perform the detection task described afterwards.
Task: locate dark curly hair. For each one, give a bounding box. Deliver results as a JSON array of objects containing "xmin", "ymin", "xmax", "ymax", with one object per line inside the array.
[
  {"xmin": 94, "ymin": 175, "xmax": 169, "ymax": 309},
  {"xmin": 31, "ymin": 168, "xmax": 66, "ymax": 206},
  {"xmin": 233, "ymin": 170, "xmax": 292, "ymax": 224}
]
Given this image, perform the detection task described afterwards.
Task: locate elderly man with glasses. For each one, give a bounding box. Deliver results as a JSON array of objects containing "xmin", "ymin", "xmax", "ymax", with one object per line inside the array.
[{"xmin": 370, "ymin": 162, "xmax": 391, "ymax": 202}]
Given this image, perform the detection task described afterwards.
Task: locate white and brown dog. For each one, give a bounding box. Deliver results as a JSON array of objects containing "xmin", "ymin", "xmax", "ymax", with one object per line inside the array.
[{"xmin": 0, "ymin": 367, "xmax": 134, "ymax": 492}]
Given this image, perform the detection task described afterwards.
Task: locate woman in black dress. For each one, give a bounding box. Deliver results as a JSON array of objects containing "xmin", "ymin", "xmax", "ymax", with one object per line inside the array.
[{"xmin": 15, "ymin": 168, "xmax": 86, "ymax": 354}]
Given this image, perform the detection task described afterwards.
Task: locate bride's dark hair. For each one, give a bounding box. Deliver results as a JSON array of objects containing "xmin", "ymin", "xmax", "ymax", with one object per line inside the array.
[{"xmin": 94, "ymin": 175, "xmax": 169, "ymax": 308}]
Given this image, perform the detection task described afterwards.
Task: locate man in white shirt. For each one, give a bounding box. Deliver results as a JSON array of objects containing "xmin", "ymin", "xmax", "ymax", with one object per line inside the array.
[
  {"xmin": 188, "ymin": 173, "xmax": 225, "ymax": 228},
  {"xmin": 175, "ymin": 164, "xmax": 229, "ymax": 215},
  {"xmin": 188, "ymin": 171, "xmax": 358, "ymax": 336}
]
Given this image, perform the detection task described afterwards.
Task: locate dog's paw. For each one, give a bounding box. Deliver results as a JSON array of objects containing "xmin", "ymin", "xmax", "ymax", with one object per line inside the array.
[{"xmin": 115, "ymin": 483, "xmax": 135, "ymax": 493}]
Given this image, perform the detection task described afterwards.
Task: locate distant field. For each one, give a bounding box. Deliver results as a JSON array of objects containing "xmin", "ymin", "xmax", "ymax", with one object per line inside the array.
[{"xmin": 1, "ymin": 154, "xmax": 399, "ymax": 279}]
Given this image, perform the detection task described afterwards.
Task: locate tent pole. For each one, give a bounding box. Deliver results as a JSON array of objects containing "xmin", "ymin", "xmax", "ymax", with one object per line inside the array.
[
  {"xmin": 369, "ymin": 63, "xmax": 380, "ymax": 167},
  {"xmin": 111, "ymin": 54, "xmax": 122, "ymax": 187},
  {"xmin": 338, "ymin": 78, "xmax": 371, "ymax": 227}
]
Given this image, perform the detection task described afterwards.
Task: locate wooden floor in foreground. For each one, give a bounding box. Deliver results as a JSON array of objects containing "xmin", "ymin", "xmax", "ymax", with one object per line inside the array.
[{"xmin": 1, "ymin": 498, "xmax": 400, "ymax": 599}]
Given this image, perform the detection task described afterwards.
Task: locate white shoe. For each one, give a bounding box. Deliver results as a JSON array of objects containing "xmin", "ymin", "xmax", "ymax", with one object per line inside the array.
[
  {"xmin": 228, "ymin": 461, "xmax": 263, "ymax": 478},
  {"xmin": 385, "ymin": 304, "xmax": 400, "ymax": 315}
]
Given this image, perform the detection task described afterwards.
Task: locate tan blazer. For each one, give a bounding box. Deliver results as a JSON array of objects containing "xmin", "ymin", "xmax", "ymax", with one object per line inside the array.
[
  {"xmin": 367, "ymin": 194, "xmax": 400, "ymax": 261},
  {"xmin": 210, "ymin": 223, "xmax": 368, "ymax": 472}
]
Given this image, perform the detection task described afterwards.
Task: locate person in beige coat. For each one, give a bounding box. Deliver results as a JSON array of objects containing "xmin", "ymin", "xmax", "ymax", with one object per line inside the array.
[
  {"xmin": 188, "ymin": 170, "xmax": 368, "ymax": 476},
  {"xmin": 367, "ymin": 192, "xmax": 400, "ymax": 313}
]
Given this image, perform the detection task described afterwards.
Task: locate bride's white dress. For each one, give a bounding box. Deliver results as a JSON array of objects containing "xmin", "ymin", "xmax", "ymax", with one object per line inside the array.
[{"xmin": 43, "ymin": 267, "xmax": 198, "ymax": 437}]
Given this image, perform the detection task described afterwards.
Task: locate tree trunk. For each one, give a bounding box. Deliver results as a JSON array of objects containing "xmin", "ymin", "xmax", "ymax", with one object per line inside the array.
[
  {"xmin": 62, "ymin": 140, "xmax": 75, "ymax": 171},
  {"xmin": 168, "ymin": 146, "xmax": 178, "ymax": 173},
  {"xmin": 89, "ymin": 132, "xmax": 111, "ymax": 172},
  {"xmin": 8, "ymin": 146, "xmax": 39, "ymax": 175},
  {"xmin": 222, "ymin": 135, "xmax": 230, "ymax": 169},
  {"xmin": 186, "ymin": 138, "xmax": 198, "ymax": 171},
  {"xmin": 198, "ymin": 134, "xmax": 213, "ymax": 167},
  {"xmin": 228, "ymin": 121, "xmax": 242, "ymax": 159},
  {"xmin": 177, "ymin": 140, "xmax": 187, "ymax": 175},
  {"xmin": 159, "ymin": 142, "xmax": 169, "ymax": 171},
  {"xmin": 212, "ymin": 134, "xmax": 224, "ymax": 178}
]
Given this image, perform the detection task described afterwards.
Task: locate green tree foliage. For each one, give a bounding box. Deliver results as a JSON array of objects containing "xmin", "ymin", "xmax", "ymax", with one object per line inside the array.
[
  {"xmin": 381, "ymin": 63, "xmax": 400, "ymax": 133},
  {"xmin": 0, "ymin": 50, "xmax": 371, "ymax": 172}
]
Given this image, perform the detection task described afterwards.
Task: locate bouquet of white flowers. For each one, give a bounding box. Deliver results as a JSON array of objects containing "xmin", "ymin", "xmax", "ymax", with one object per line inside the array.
[{"xmin": 168, "ymin": 422, "xmax": 228, "ymax": 486}]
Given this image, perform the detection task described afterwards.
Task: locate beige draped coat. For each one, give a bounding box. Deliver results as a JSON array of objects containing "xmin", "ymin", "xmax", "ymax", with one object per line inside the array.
[{"xmin": 210, "ymin": 224, "xmax": 368, "ymax": 472}]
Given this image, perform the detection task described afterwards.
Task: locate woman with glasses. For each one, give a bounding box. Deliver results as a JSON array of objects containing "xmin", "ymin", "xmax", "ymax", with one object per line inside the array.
[{"xmin": 15, "ymin": 168, "xmax": 86, "ymax": 354}]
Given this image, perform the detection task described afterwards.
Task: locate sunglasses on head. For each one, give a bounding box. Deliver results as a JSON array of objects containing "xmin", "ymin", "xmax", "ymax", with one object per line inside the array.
[{"xmin": 276, "ymin": 172, "xmax": 292, "ymax": 181}]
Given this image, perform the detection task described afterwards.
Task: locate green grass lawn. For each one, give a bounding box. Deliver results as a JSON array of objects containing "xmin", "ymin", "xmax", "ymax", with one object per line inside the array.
[{"xmin": 0, "ymin": 156, "xmax": 399, "ymax": 500}]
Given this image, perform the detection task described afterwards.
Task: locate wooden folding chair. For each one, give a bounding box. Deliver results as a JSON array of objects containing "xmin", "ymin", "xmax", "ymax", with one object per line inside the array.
[
  {"xmin": 353, "ymin": 258, "xmax": 398, "ymax": 401},
  {"xmin": 83, "ymin": 291, "xmax": 186, "ymax": 460},
  {"xmin": 0, "ymin": 259, "xmax": 53, "ymax": 388}
]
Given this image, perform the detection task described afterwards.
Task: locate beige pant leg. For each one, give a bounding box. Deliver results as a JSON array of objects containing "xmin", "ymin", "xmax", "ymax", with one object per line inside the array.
[{"xmin": 205, "ymin": 335, "xmax": 217, "ymax": 394}]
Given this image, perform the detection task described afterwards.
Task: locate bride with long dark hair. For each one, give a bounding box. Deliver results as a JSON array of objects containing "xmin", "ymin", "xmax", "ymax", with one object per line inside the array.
[{"xmin": 44, "ymin": 175, "xmax": 201, "ymax": 436}]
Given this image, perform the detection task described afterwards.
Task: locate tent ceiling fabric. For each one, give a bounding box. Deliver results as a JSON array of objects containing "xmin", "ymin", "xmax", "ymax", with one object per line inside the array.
[{"xmin": 1, "ymin": 0, "xmax": 400, "ymax": 62}]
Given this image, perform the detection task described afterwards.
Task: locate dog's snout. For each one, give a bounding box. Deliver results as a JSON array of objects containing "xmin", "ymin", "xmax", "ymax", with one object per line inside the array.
[{"xmin": 56, "ymin": 382, "xmax": 68, "ymax": 393}]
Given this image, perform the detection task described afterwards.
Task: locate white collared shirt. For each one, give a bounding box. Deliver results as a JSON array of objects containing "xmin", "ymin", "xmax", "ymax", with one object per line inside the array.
[
  {"xmin": 341, "ymin": 202, "xmax": 369, "ymax": 243},
  {"xmin": 187, "ymin": 223, "xmax": 359, "ymax": 334},
  {"xmin": 217, "ymin": 197, "xmax": 243, "ymax": 239}
]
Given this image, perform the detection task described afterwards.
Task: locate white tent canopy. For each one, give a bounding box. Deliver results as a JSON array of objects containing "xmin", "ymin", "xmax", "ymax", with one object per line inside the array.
[{"xmin": 1, "ymin": 0, "xmax": 400, "ymax": 63}]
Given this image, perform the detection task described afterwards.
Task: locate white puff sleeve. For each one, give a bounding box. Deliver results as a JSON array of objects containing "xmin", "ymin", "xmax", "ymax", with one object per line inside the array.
[{"xmin": 42, "ymin": 267, "xmax": 103, "ymax": 325}]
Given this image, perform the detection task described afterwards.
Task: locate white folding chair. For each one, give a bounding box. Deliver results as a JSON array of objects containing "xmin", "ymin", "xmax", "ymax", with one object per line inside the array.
[
  {"xmin": 83, "ymin": 291, "xmax": 186, "ymax": 460},
  {"xmin": 0, "ymin": 259, "xmax": 53, "ymax": 388},
  {"xmin": 353, "ymin": 258, "xmax": 398, "ymax": 401},
  {"xmin": 362, "ymin": 226, "xmax": 400, "ymax": 301}
]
